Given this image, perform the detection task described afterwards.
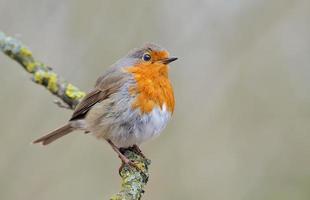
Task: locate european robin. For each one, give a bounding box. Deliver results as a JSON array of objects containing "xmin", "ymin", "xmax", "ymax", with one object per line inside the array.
[{"xmin": 33, "ymin": 43, "xmax": 177, "ymax": 166}]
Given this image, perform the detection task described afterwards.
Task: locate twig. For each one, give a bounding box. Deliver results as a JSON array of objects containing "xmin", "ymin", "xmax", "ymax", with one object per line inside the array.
[
  {"xmin": 0, "ymin": 31, "xmax": 150, "ymax": 200},
  {"xmin": 53, "ymin": 99, "xmax": 71, "ymax": 110}
]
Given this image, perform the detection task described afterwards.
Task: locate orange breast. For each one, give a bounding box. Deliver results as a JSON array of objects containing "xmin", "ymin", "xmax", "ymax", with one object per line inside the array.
[{"xmin": 125, "ymin": 62, "xmax": 175, "ymax": 114}]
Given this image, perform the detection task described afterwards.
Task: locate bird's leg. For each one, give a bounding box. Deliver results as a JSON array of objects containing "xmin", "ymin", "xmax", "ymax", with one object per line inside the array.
[
  {"xmin": 107, "ymin": 139, "xmax": 140, "ymax": 172},
  {"xmin": 132, "ymin": 144, "xmax": 146, "ymax": 159},
  {"xmin": 107, "ymin": 139, "xmax": 132, "ymax": 164}
]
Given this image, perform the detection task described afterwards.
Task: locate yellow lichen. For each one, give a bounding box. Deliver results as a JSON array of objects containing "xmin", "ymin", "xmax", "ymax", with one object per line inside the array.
[
  {"xmin": 132, "ymin": 161, "xmax": 146, "ymax": 172},
  {"xmin": 65, "ymin": 83, "xmax": 85, "ymax": 100},
  {"xmin": 20, "ymin": 47, "xmax": 32, "ymax": 57},
  {"xmin": 34, "ymin": 70, "xmax": 45, "ymax": 84},
  {"xmin": 47, "ymin": 72, "xmax": 58, "ymax": 93},
  {"xmin": 25, "ymin": 62, "xmax": 36, "ymax": 73},
  {"xmin": 33, "ymin": 71, "xmax": 58, "ymax": 93}
]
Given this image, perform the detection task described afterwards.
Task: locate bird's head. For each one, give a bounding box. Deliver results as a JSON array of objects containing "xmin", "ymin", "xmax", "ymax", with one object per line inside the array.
[{"xmin": 120, "ymin": 43, "xmax": 177, "ymax": 75}]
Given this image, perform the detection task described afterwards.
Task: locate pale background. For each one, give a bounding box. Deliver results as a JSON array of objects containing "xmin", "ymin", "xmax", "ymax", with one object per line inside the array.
[{"xmin": 0, "ymin": 0, "xmax": 310, "ymax": 199}]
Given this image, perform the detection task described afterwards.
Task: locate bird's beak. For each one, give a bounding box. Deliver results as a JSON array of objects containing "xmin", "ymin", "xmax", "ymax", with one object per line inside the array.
[{"xmin": 160, "ymin": 57, "xmax": 178, "ymax": 64}]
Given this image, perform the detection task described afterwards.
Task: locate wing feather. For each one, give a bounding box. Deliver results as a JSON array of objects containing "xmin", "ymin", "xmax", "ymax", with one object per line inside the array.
[{"xmin": 70, "ymin": 70, "xmax": 130, "ymax": 121}]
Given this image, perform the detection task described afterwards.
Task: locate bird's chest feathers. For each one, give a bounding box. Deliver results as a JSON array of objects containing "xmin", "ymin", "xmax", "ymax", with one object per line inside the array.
[{"xmin": 125, "ymin": 64, "xmax": 175, "ymax": 114}]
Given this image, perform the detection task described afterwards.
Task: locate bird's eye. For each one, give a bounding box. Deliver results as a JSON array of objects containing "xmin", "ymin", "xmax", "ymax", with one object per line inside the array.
[{"xmin": 142, "ymin": 53, "xmax": 151, "ymax": 61}]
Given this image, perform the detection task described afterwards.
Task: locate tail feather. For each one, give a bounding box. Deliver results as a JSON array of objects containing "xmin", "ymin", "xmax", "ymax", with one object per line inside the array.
[{"xmin": 33, "ymin": 124, "xmax": 74, "ymax": 145}]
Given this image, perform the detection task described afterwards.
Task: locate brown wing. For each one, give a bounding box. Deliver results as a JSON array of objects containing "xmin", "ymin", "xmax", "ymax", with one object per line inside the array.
[
  {"xmin": 69, "ymin": 69, "xmax": 130, "ymax": 121},
  {"xmin": 70, "ymin": 89, "xmax": 106, "ymax": 121}
]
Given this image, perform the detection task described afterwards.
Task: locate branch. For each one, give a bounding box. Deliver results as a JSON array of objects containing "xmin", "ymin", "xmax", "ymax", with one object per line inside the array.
[
  {"xmin": 0, "ymin": 32, "xmax": 85, "ymax": 108},
  {"xmin": 0, "ymin": 31, "xmax": 150, "ymax": 200}
]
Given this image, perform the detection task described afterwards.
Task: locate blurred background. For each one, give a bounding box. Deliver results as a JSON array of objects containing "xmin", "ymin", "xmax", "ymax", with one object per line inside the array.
[{"xmin": 0, "ymin": 0, "xmax": 310, "ymax": 199}]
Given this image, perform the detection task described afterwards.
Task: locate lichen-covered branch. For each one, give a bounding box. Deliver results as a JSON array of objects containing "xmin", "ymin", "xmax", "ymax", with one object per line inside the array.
[
  {"xmin": 0, "ymin": 31, "xmax": 150, "ymax": 200},
  {"xmin": 111, "ymin": 148, "xmax": 150, "ymax": 200},
  {"xmin": 0, "ymin": 32, "xmax": 85, "ymax": 109}
]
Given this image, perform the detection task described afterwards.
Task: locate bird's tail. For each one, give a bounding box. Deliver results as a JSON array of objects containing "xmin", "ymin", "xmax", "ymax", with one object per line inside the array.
[{"xmin": 33, "ymin": 124, "xmax": 75, "ymax": 145}]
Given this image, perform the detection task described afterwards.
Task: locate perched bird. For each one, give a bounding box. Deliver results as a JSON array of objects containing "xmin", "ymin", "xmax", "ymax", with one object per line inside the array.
[{"xmin": 33, "ymin": 43, "xmax": 177, "ymax": 165}]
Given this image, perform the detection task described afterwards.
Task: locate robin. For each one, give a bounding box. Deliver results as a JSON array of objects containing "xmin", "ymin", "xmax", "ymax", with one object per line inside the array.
[{"xmin": 33, "ymin": 43, "xmax": 177, "ymax": 166}]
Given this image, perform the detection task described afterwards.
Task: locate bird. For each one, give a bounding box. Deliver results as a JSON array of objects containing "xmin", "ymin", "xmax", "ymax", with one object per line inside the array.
[{"xmin": 33, "ymin": 43, "xmax": 177, "ymax": 166}]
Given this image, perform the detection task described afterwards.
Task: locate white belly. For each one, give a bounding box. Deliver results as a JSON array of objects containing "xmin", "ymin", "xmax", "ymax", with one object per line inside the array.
[{"xmin": 84, "ymin": 102, "xmax": 171, "ymax": 148}]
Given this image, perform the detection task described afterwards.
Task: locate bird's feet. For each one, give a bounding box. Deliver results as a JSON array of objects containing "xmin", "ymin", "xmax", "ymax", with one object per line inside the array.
[
  {"xmin": 132, "ymin": 144, "xmax": 146, "ymax": 159},
  {"xmin": 107, "ymin": 140, "xmax": 143, "ymax": 173}
]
